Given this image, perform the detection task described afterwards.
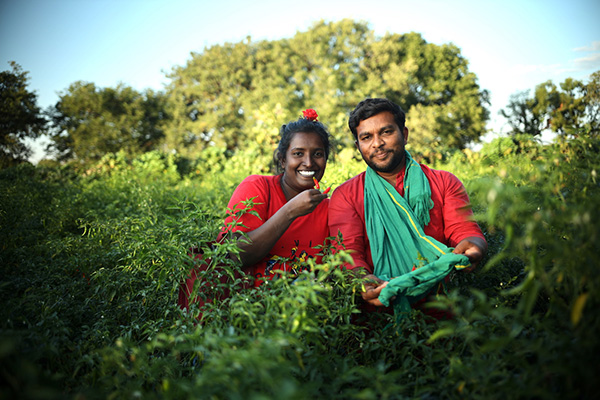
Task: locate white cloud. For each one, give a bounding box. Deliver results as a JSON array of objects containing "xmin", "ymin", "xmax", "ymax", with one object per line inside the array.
[
  {"xmin": 509, "ymin": 46, "xmax": 600, "ymax": 82},
  {"xmin": 509, "ymin": 63, "xmax": 564, "ymax": 76},
  {"xmin": 573, "ymin": 52, "xmax": 600, "ymax": 70},
  {"xmin": 574, "ymin": 41, "xmax": 600, "ymax": 52}
]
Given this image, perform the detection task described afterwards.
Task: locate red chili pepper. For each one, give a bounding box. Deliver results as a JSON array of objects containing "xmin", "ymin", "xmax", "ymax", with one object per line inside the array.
[
  {"xmin": 323, "ymin": 187, "xmax": 331, "ymax": 195},
  {"xmin": 313, "ymin": 177, "xmax": 320, "ymax": 189}
]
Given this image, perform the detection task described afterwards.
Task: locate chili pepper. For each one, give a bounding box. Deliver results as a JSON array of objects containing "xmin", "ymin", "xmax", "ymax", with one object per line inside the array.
[
  {"xmin": 323, "ymin": 187, "xmax": 331, "ymax": 195},
  {"xmin": 313, "ymin": 177, "xmax": 320, "ymax": 189}
]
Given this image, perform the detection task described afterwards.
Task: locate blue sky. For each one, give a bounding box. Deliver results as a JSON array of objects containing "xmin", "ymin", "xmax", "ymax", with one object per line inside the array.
[{"xmin": 1, "ymin": 0, "xmax": 599, "ymax": 161}]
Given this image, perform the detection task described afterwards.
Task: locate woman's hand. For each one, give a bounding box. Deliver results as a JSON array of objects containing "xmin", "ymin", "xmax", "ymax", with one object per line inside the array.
[
  {"xmin": 236, "ymin": 188, "xmax": 326, "ymax": 267},
  {"xmin": 284, "ymin": 188, "xmax": 328, "ymax": 219}
]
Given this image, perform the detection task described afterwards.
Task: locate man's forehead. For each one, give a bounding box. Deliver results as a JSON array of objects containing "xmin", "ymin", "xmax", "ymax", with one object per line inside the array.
[{"xmin": 357, "ymin": 112, "xmax": 397, "ymax": 132}]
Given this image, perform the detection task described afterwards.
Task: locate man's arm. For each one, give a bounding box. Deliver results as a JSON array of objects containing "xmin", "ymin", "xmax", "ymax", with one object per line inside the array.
[{"xmin": 440, "ymin": 171, "xmax": 487, "ymax": 270}]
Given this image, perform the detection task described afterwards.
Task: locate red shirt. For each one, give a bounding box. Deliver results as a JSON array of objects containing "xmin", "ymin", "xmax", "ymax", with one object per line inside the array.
[
  {"xmin": 328, "ymin": 164, "xmax": 485, "ymax": 274},
  {"xmin": 222, "ymin": 174, "xmax": 329, "ymax": 286}
]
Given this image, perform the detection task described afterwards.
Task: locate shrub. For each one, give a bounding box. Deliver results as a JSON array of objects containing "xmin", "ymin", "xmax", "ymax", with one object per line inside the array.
[{"xmin": 1, "ymin": 137, "xmax": 599, "ymax": 398}]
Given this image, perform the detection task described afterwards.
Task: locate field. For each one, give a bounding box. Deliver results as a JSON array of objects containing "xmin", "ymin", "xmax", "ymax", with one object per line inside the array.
[{"xmin": 1, "ymin": 135, "xmax": 599, "ymax": 399}]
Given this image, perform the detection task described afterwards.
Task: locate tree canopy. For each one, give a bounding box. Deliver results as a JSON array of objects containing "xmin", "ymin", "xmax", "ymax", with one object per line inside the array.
[
  {"xmin": 163, "ymin": 19, "xmax": 490, "ymax": 160},
  {"xmin": 0, "ymin": 62, "xmax": 47, "ymax": 167},
  {"xmin": 44, "ymin": 20, "xmax": 496, "ymax": 164},
  {"xmin": 500, "ymin": 71, "xmax": 600, "ymax": 138},
  {"xmin": 49, "ymin": 82, "xmax": 168, "ymax": 162},
  {"xmin": 40, "ymin": 20, "xmax": 600, "ymax": 166}
]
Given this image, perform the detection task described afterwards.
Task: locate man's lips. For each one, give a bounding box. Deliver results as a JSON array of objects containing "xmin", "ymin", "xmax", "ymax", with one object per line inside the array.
[{"xmin": 372, "ymin": 150, "xmax": 389, "ymax": 160}]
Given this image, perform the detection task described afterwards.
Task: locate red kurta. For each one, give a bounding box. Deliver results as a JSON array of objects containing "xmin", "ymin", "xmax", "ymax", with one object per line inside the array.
[
  {"xmin": 222, "ymin": 174, "xmax": 329, "ymax": 286},
  {"xmin": 328, "ymin": 164, "xmax": 485, "ymax": 273}
]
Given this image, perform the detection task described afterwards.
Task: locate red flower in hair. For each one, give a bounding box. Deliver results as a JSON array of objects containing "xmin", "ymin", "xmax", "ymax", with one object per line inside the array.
[{"xmin": 302, "ymin": 108, "xmax": 318, "ymax": 121}]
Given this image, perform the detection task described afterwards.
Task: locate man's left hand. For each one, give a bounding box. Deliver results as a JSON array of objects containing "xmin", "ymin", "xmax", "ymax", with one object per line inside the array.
[{"xmin": 453, "ymin": 236, "xmax": 487, "ymax": 272}]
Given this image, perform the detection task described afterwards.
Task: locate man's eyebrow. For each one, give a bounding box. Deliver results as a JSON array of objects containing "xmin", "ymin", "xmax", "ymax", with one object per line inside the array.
[
  {"xmin": 378, "ymin": 124, "xmax": 396, "ymax": 132},
  {"xmin": 357, "ymin": 124, "xmax": 395, "ymax": 136}
]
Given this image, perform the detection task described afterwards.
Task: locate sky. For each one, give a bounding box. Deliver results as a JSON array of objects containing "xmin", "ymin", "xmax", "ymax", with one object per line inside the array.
[{"xmin": 1, "ymin": 0, "xmax": 599, "ymax": 162}]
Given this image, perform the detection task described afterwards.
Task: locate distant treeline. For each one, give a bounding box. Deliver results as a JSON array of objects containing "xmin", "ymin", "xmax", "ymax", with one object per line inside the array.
[{"xmin": 1, "ymin": 19, "xmax": 599, "ymax": 168}]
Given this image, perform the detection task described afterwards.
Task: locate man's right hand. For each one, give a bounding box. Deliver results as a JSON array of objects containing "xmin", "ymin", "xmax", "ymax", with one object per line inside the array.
[{"xmin": 361, "ymin": 274, "xmax": 389, "ymax": 306}]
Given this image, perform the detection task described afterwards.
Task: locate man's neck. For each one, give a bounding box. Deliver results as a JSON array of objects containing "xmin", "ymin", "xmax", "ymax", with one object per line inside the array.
[{"xmin": 376, "ymin": 160, "xmax": 405, "ymax": 186}]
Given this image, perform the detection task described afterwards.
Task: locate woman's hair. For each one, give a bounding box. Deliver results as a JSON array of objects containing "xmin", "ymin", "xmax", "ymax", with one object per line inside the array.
[
  {"xmin": 348, "ymin": 98, "xmax": 406, "ymax": 140},
  {"xmin": 273, "ymin": 116, "xmax": 332, "ymax": 173}
]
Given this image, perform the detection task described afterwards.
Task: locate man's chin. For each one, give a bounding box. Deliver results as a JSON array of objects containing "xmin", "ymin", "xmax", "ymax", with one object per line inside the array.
[{"xmin": 366, "ymin": 161, "xmax": 394, "ymax": 173}]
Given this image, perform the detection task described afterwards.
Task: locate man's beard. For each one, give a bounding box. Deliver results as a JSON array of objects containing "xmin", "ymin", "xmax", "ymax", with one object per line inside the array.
[{"xmin": 362, "ymin": 149, "xmax": 405, "ymax": 174}]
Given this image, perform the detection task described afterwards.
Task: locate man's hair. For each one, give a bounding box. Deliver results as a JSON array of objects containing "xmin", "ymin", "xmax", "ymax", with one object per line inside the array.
[{"xmin": 348, "ymin": 98, "xmax": 406, "ymax": 140}]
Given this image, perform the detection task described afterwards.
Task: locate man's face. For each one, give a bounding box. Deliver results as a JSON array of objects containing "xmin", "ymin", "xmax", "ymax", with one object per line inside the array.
[{"xmin": 355, "ymin": 111, "xmax": 408, "ymax": 175}]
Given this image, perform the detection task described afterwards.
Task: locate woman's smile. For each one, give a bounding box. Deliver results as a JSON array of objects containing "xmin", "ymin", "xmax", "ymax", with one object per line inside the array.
[{"xmin": 297, "ymin": 170, "xmax": 317, "ymax": 178}]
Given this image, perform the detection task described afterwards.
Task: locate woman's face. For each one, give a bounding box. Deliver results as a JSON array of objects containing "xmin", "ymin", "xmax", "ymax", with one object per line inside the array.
[{"xmin": 281, "ymin": 131, "xmax": 327, "ymax": 197}]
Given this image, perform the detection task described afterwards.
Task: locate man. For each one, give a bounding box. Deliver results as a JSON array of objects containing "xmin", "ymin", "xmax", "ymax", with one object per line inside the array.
[{"xmin": 328, "ymin": 98, "xmax": 487, "ymax": 315}]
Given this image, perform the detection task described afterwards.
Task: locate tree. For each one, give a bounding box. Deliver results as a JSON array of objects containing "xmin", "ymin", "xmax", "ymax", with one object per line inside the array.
[
  {"xmin": 49, "ymin": 82, "xmax": 168, "ymax": 162},
  {"xmin": 548, "ymin": 73, "xmax": 599, "ymax": 137},
  {"xmin": 164, "ymin": 20, "xmax": 374, "ymax": 157},
  {"xmin": 361, "ymin": 32, "xmax": 490, "ymax": 158},
  {"xmin": 500, "ymin": 71, "xmax": 600, "ymax": 139},
  {"xmin": 584, "ymin": 71, "xmax": 600, "ymax": 136},
  {"xmin": 164, "ymin": 38, "xmax": 255, "ymax": 156},
  {"xmin": 0, "ymin": 62, "xmax": 47, "ymax": 167},
  {"xmin": 163, "ymin": 20, "xmax": 489, "ymax": 159},
  {"xmin": 499, "ymin": 89, "xmax": 548, "ymax": 137}
]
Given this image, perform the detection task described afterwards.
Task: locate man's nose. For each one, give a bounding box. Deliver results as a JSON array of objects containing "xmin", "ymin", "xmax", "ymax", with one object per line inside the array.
[{"xmin": 372, "ymin": 134, "xmax": 384, "ymax": 148}]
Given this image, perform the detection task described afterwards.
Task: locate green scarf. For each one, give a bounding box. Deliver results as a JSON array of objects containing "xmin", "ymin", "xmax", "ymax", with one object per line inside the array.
[{"xmin": 364, "ymin": 151, "xmax": 470, "ymax": 317}]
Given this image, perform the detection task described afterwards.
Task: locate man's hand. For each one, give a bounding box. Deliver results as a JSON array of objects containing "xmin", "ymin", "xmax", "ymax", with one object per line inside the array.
[
  {"xmin": 452, "ymin": 236, "xmax": 487, "ymax": 272},
  {"xmin": 361, "ymin": 274, "xmax": 389, "ymax": 306}
]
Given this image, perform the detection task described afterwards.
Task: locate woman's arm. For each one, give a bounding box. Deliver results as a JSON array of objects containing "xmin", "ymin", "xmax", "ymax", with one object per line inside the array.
[{"xmin": 236, "ymin": 188, "xmax": 327, "ymax": 267}]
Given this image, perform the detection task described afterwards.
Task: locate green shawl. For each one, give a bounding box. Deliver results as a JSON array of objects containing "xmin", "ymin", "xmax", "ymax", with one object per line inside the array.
[{"xmin": 364, "ymin": 151, "xmax": 470, "ymax": 317}]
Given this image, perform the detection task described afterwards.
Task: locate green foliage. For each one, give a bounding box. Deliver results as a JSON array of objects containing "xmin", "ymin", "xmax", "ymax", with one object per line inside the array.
[
  {"xmin": 0, "ymin": 61, "xmax": 47, "ymax": 166},
  {"xmin": 164, "ymin": 20, "xmax": 489, "ymax": 160},
  {"xmin": 364, "ymin": 32, "xmax": 490, "ymax": 160},
  {"xmin": 500, "ymin": 71, "xmax": 600, "ymax": 138},
  {"xmin": 2, "ymin": 135, "xmax": 600, "ymax": 399},
  {"xmin": 39, "ymin": 19, "xmax": 491, "ymax": 166},
  {"xmin": 49, "ymin": 81, "xmax": 169, "ymax": 162}
]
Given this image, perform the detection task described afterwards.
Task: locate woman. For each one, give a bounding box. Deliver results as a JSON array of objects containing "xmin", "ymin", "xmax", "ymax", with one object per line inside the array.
[
  {"xmin": 220, "ymin": 108, "xmax": 331, "ymax": 286},
  {"xmin": 179, "ymin": 109, "xmax": 332, "ymax": 309}
]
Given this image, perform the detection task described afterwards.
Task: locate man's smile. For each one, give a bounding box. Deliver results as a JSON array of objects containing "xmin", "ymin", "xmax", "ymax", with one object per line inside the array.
[{"xmin": 372, "ymin": 150, "xmax": 389, "ymax": 160}]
